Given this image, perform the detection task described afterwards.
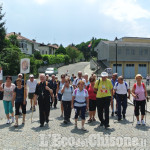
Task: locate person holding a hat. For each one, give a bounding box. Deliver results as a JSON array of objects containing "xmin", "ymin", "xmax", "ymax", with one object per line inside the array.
[
  {"xmin": 94, "ymin": 72, "xmax": 113, "ymax": 129},
  {"xmin": 27, "ymin": 74, "xmax": 37, "ymax": 111},
  {"xmin": 131, "ymin": 74, "xmax": 148, "ymax": 125}
]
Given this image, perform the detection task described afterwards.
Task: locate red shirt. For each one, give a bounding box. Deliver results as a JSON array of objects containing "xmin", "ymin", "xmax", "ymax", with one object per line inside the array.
[{"xmin": 87, "ymin": 84, "xmax": 96, "ymax": 100}]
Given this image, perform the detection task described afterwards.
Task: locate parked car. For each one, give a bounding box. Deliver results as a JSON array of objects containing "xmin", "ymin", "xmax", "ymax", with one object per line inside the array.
[{"xmin": 45, "ymin": 68, "xmax": 58, "ymax": 76}]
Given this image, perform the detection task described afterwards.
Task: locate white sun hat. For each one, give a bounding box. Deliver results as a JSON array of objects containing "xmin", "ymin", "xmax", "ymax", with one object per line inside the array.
[{"xmin": 101, "ymin": 72, "xmax": 108, "ymax": 77}]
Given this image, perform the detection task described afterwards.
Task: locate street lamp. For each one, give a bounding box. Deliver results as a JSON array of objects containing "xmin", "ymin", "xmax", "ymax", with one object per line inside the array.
[{"xmin": 115, "ymin": 37, "xmax": 118, "ymax": 73}]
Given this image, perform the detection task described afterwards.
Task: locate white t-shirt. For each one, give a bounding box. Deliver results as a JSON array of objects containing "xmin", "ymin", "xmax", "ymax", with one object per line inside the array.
[
  {"xmin": 27, "ymin": 79, "xmax": 37, "ymax": 93},
  {"xmin": 72, "ymin": 88, "xmax": 89, "ymax": 107},
  {"xmin": 62, "ymin": 85, "xmax": 73, "ymax": 101},
  {"xmin": 58, "ymin": 81, "xmax": 65, "ymax": 94},
  {"xmin": 72, "ymin": 78, "xmax": 86, "ymax": 87},
  {"xmin": 114, "ymin": 82, "xmax": 129, "ymax": 95},
  {"xmin": 2, "ymin": 83, "xmax": 15, "ymax": 101}
]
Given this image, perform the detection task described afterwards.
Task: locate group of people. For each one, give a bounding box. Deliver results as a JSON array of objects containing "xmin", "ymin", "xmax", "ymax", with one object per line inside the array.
[{"xmin": 0, "ymin": 70, "xmax": 149, "ymax": 130}]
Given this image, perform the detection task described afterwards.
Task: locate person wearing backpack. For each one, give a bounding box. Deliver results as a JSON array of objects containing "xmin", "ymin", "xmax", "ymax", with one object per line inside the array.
[
  {"xmin": 0, "ymin": 76, "xmax": 15, "ymax": 124},
  {"xmin": 61, "ymin": 77, "xmax": 73, "ymax": 124},
  {"xmin": 87, "ymin": 76, "xmax": 97, "ymax": 123},
  {"xmin": 114, "ymin": 76, "xmax": 130, "ymax": 121},
  {"xmin": 94, "ymin": 72, "xmax": 113, "ymax": 129},
  {"xmin": 12, "ymin": 78, "xmax": 27, "ymax": 127},
  {"xmin": 72, "ymin": 80, "xmax": 89, "ymax": 131},
  {"xmin": 131, "ymin": 74, "xmax": 148, "ymax": 125},
  {"xmin": 72, "ymin": 71, "xmax": 86, "ymax": 89},
  {"xmin": 56, "ymin": 74, "xmax": 65, "ymax": 117}
]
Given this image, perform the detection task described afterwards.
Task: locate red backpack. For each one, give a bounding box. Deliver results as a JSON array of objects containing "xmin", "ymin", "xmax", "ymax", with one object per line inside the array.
[{"xmin": 134, "ymin": 83, "xmax": 145, "ymax": 90}]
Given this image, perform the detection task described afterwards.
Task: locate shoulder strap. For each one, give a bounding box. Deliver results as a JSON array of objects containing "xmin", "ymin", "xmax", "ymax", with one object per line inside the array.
[
  {"xmin": 142, "ymin": 83, "xmax": 145, "ymax": 89},
  {"xmin": 84, "ymin": 89, "xmax": 87, "ymax": 94},
  {"xmin": 75, "ymin": 78, "xmax": 78, "ymax": 84},
  {"xmin": 87, "ymin": 85, "xmax": 90, "ymax": 90},
  {"xmin": 124, "ymin": 82, "xmax": 128, "ymax": 90},
  {"xmin": 134, "ymin": 83, "xmax": 137, "ymax": 90},
  {"xmin": 98, "ymin": 79, "xmax": 101, "ymax": 87},
  {"xmin": 116, "ymin": 82, "xmax": 119, "ymax": 87},
  {"xmin": 70, "ymin": 85, "xmax": 73, "ymax": 92},
  {"xmin": 75, "ymin": 88, "xmax": 78, "ymax": 95}
]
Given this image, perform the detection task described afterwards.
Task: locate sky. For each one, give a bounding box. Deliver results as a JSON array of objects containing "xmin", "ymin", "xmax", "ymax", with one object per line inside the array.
[{"xmin": 1, "ymin": 0, "xmax": 150, "ymax": 46}]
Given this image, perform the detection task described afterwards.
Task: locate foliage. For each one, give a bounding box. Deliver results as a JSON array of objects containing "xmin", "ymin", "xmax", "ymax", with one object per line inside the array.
[
  {"xmin": 8, "ymin": 34, "xmax": 19, "ymax": 47},
  {"xmin": 66, "ymin": 46, "xmax": 80, "ymax": 63},
  {"xmin": 34, "ymin": 51, "xmax": 42, "ymax": 60},
  {"xmin": 55, "ymin": 45, "xmax": 66, "ymax": 55},
  {"xmin": 0, "ymin": 4, "xmax": 6, "ymax": 52}
]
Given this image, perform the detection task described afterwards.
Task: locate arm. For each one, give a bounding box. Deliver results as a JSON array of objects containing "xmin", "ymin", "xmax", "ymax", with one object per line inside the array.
[
  {"xmin": 71, "ymin": 96, "xmax": 75, "ymax": 109},
  {"xmin": 127, "ymin": 89, "xmax": 131, "ymax": 99},
  {"xmin": 12, "ymin": 92, "xmax": 16, "ymax": 107},
  {"xmin": 34, "ymin": 94, "xmax": 38, "ymax": 105},
  {"xmin": 56, "ymin": 83, "xmax": 59, "ymax": 95},
  {"xmin": 61, "ymin": 85, "xmax": 65, "ymax": 94},
  {"xmin": 144, "ymin": 86, "xmax": 148, "ymax": 98},
  {"xmin": 131, "ymin": 86, "xmax": 136, "ymax": 98}
]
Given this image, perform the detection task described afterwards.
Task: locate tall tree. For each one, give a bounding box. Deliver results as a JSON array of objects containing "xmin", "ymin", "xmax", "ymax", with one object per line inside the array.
[
  {"xmin": 8, "ymin": 34, "xmax": 19, "ymax": 47},
  {"xmin": 0, "ymin": 4, "xmax": 6, "ymax": 52}
]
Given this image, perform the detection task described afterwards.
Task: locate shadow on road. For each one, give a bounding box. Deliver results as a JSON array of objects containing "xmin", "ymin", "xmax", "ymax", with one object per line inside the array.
[{"xmin": 94, "ymin": 126, "xmax": 115, "ymax": 135}]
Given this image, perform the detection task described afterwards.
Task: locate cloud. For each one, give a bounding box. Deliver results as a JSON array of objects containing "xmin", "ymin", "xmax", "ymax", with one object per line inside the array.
[{"xmin": 100, "ymin": 0, "xmax": 150, "ymax": 22}]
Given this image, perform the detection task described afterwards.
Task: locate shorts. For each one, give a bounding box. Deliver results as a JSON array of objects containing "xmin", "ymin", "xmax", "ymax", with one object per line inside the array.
[
  {"xmin": 3, "ymin": 100, "xmax": 13, "ymax": 114},
  {"xmin": 58, "ymin": 93, "xmax": 62, "ymax": 101},
  {"xmin": 89, "ymin": 99, "xmax": 96, "ymax": 111},
  {"xmin": 28, "ymin": 93, "xmax": 35, "ymax": 99},
  {"xmin": 134, "ymin": 100, "xmax": 146, "ymax": 116},
  {"xmin": 74, "ymin": 106, "xmax": 86, "ymax": 120},
  {"xmin": 15, "ymin": 102, "xmax": 26, "ymax": 115}
]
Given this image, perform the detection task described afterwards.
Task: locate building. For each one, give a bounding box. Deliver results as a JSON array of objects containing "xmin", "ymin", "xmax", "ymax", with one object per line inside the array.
[
  {"xmin": 6, "ymin": 32, "xmax": 59, "ymax": 55},
  {"xmin": 94, "ymin": 37, "xmax": 150, "ymax": 78}
]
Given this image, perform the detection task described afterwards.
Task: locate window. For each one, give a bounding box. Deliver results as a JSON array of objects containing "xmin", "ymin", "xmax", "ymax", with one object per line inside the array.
[
  {"xmin": 131, "ymin": 49, "xmax": 135, "ymax": 55},
  {"xmin": 139, "ymin": 50, "xmax": 143, "ymax": 55},
  {"xmin": 144, "ymin": 49, "xmax": 148, "ymax": 55},
  {"xmin": 126, "ymin": 49, "xmax": 130, "ymax": 55},
  {"xmin": 126, "ymin": 64, "xmax": 134, "ymax": 67},
  {"xmin": 139, "ymin": 64, "xmax": 146, "ymax": 67},
  {"xmin": 42, "ymin": 50, "xmax": 44, "ymax": 55},
  {"xmin": 113, "ymin": 64, "xmax": 122, "ymax": 66},
  {"xmin": 118, "ymin": 49, "xmax": 122, "ymax": 55}
]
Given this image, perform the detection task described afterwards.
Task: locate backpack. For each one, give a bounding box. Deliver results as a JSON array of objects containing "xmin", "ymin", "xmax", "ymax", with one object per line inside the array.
[
  {"xmin": 74, "ymin": 88, "xmax": 87, "ymax": 104},
  {"xmin": 0, "ymin": 84, "xmax": 5, "ymax": 100},
  {"xmin": 75, "ymin": 78, "xmax": 82, "ymax": 85},
  {"xmin": 134, "ymin": 83, "xmax": 145, "ymax": 90},
  {"xmin": 116, "ymin": 82, "xmax": 128, "ymax": 90},
  {"xmin": 38, "ymin": 81, "xmax": 48, "ymax": 86}
]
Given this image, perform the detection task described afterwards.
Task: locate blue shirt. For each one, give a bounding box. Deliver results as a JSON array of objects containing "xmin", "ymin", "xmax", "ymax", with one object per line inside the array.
[
  {"xmin": 14, "ymin": 86, "xmax": 24, "ymax": 102},
  {"xmin": 111, "ymin": 79, "xmax": 118, "ymax": 88}
]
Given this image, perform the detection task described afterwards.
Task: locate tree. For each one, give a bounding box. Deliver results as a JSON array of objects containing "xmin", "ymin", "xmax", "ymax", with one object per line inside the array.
[
  {"xmin": 0, "ymin": 4, "xmax": 6, "ymax": 52},
  {"xmin": 55, "ymin": 45, "xmax": 66, "ymax": 55},
  {"xmin": 8, "ymin": 34, "xmax": 19, "ymax": 47},
  {"xmin": 34, "ymin": 51, "xmax": 42, "ymax": 60},
  {"xmin": 66, "ymin": 46, "xmax": 80, "ymax": 63}
]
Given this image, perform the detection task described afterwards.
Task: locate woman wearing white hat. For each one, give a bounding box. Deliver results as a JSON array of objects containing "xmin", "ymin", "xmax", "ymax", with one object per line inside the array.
[{"xmin": 94, "ymin": 72, "xmax": 113, "ymax": 129}]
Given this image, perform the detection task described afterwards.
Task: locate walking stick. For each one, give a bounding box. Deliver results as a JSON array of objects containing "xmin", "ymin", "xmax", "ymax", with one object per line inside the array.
[{"xmin": 31, "ymin": 99, "xmax": 34, "ymax": 123}]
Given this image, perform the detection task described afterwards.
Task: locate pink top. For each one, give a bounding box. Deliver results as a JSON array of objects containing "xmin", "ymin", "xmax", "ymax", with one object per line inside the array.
[{"xmin": 134, "ymin": 83, "xmax": 146, "ymax": 101}]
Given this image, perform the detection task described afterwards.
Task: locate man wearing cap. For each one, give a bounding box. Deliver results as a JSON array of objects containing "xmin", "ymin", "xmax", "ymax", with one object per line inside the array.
[
  {"xmin": 14, "ymin": 73, "xmax": 24, "ymax": 86},
  {"xmin": 27, "ymin": 74, "xmax": 37, "ymax": 111},
  {"xmin": 94, "ymin": 72, "xmax": 113, "ymax": 129}
]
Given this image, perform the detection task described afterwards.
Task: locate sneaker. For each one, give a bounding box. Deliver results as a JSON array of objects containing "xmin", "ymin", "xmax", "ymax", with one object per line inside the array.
[
  {"xmin": 81, "ymin": 127, "xmax": 87, "ymax": 131},
  {"xmin": 40, "ymin": 124, "xmax": 44, "ymax": 127},
  {"xmin": 12, "ymin": 117, "xmax": 15, "ymax": 123},
  {"xmin": 111, "ymin": 112, "xmax": 114, "ymax": 117},
  {"xmin": 137, "ymin": 120, "xmax": 141, "ymax": 125},
  {"xmin": 67, "ymin": 119, "xmax": 71, "ymax": 123},
  {"xmin": 63, "ymin": 120, "xmax": 68, "ymax": 124},
  {"xmin": 141, "ymin": 120, "xmax": 145, "ymax": 125},
  {"xmin": 33, "ymin": 107, "xmax": 36, "ymax": 111},
  {"xmin": 88, "ymin": 119, "xmax": 92, "ymax": 123},
  {"xmin": 60, "ymin": 114, "xmax": 63, "ymax": 117},
  {"xmin": 6, "ymin": 120, "xmax": 10, "ymax": 124},
  {"xmin": 105, "ymin": 124, "xmax": 110, "ymax": 129},
  {"xmin": 100, "ymin": 123, "xmax": 104, "ymax": 126}
]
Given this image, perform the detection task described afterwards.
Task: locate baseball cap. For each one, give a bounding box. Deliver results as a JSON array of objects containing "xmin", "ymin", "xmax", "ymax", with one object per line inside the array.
[{"xmin": 101, "ymin": 72, "xmax": 108, "ymax": 77}]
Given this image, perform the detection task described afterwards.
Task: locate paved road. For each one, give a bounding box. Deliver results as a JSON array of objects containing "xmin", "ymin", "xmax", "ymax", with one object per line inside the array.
[{"xmin": 0, "ymin": 62, "xmax": 150, "ymax": 150}]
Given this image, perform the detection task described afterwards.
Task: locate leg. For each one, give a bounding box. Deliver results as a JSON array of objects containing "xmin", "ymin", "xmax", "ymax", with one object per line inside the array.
[
  {"xmin": 67, "ymin": 101, "xmax": 71, "ymax": 121},
  {"xmin": 116, "ymin": 95, "xmax": 121, "ymax": 120},
  {"xmin": 104, "ymin": 98, "xmax": 111, "ymax": 126},
  {"xmin": 15, "ymin": 102, "xmax": 20, "ymax": 126},
  {"xmin": 21, "ymin": 102, "xmax": 26, "ymax": 123},
  {"xmin": 96, "ymin": 98, "xmax": 104, "ymax": 124},
  {"xmin": 3, "ymin": 101, "xmax": 10, "ymax": 121},
  {"xmin": 134, "ymin": 101, "xmax": 140, "ymax": 122},
  {"xmin": 81, "ymin": 106, "xmax": 86, "ymax": 128},
  {"xmin": 122, "ymin": 95, "xmax": 127, "ymax": 118},
  {"xmin": 88, "ymin": 100, "xmax": 93, "ymax": 121},
  {"xmin": 54, "ymin": 93, "xmax": 57, "ymax": 108},
  {"xmin": 141, "ymin": 100, "xmax": 146, "ymax": 121},
  {"xmin": 39, "ymin": 103, "xmax": 45, "ymax": 126},
  {"xmin": 45, "ymin": 101, "xmax": 50, "ymax": 123},
  {"xmin": 62, "ymin": 101, "xmax": 67, "ymax": 121},
  {"xmin": 74, "ymin": 107, "xmax": 80, "ymax": 126}
]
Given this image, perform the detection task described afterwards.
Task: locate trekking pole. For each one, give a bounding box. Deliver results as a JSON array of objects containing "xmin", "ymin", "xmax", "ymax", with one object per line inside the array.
[
  {"xmin": 31, "ymin": 99, "xmax": 34, "ymax": 123},
  {"xmin": 145, "ymin": 97, "xmax": 149, "ymax": 124}
]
